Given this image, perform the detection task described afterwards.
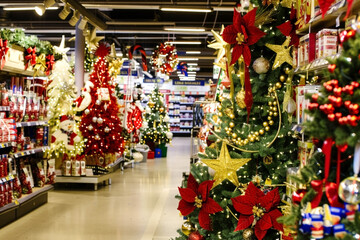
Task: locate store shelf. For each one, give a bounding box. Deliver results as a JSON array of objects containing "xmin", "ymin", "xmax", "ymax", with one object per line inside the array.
[
  {"xmin": 16, "ymin": 120, "xmax": 48, "ymax": 128},
  {"xmin": 180, "ymin": 126, "xmax": 193, "ymax": 129},
  {"xmin": 55, "ymin": 172, "xmax": 114, "ymax": 191},
  {"xmin": 170, "ymin": 124, "xmax": 180, "ymax": 127},
  {"xmin": 13, "ymin": 146, "xmax": 50, "ymax": 158},
  {"xmin": 0, "ymin": 106, "xmax": 10, "ymax": 111},
  {"xmin": 0, "ymin": 142, "xmax": 12, "ymax": 149},
  {"xmin": 180, "ymin": 110, "xmax": 193, "ymax": 113},
  {"xmin": 172, "ymin": 131, "xmax": 191, "ymax": 134},
  {"xmin": 296, "ymin": 0, "xmax": 359, "ymax": 34},
  {"xmin": 180, "ymin": 102, "xmax": 194, "ymax": 105},
  {"xmin": 294, "ymin": 54, "xmax": 339, "ymax": 74},
  {"xmin": 180, "ymin": 118, "xmax": 193, "ymax": 121}
]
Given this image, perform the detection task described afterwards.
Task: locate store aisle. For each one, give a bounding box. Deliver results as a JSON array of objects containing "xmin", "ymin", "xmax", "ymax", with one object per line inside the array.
[{"xmin": 0, "ymin": 137, "xmax": 190, "ymax": 240}]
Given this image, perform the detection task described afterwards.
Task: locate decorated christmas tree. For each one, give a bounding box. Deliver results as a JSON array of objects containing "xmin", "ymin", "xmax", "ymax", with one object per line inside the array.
[
  {"xmin": 79, "ymin": 43, "xmax": 124, "ymax": 166},
  {"xmin": 279, "ymin": 29, "xmax": 360, "ymax": 239},
  {"xmin": 46, "ymin": 35, "xmax": 83, "ymax": 159},
  {"xmin": 174, "ymin": 2, "xmax": 300, "ymax": 239},
  {"xmin": 140, "ymin": 87, "xmax": 172, "ymax": 149}
]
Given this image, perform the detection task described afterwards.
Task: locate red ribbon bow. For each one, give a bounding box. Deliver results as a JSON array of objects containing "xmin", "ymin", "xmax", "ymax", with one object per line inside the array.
[
  {"xmin": 45, "ymin": 54, "xmax": 55, "ymax": 75},
  {"xmin": 25, "ymin": 47, "xmax": 37, "ymax": 70},
  {"xmin": 0, "ymin": 39, "xmax": 9, "ymax": 70},
  {"xmin": 310, "ymin": 138, "xmax": 344, "ymax": 208}
]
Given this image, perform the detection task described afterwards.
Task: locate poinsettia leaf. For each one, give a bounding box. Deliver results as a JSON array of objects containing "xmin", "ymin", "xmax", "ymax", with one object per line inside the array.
[
  {"xmin": 233, "ymin": 9, "xmax": 243, "ymax": 33},
  {"xmin": 198, "ymin": 180, "xmax": 214, "ymax": 200},
  {"xmin": 231, "ymin": 195, "xmax": 255, "ymax": 215},
  {"xmin": 269, "ymin": 209, "xmax": 284, "ymax": 232},
  {"xmin": 257, "ymin": 213, "xmax": 272, "ymax": 230},
  {"xmin": 234, "ymin": 214, "xmax": 254, "ymax": 231},
  {"xmin": 178, "ymin": 199, "xmax": 196, "ymax": 216},
  {"xmin": 289, "ymin": 31, "xmax": 300, "ymax": 47},
  {"xmin": 178, "ymin": 187, "xmax": 197, "ymax": 203},
  {"xmin": 198, "ymin": 209, "xmax": 212, "ymax": 230},
  {"xmin": 232, "ymin": 8, "xmax": 240, "ymax": 26},
  {"xmin": 230, "ymin": 44, "xmax": 243, "ymax": 65},
  {"xmin": 260, "ymin": 187, "xmax": 280, "ymax": 211},
  {"xmin": 276, "ymin": 21, "xmax": 293, "ymax": 37},
  {"xmin": 290, "ymin": 7, "xmax": 297, "ymax": 20},
  {"xmin": 245, "ymin": 182, "xmax": 264, "ymax": 198},
  {"xmin": 242, "ymin": 44, "xmax": 252, "ymax": 66},
  {"xmin": 243, "ymin": 8, "xmax": 257, "ymax": 27},
  {"xmin": 254, "ymin": 224, "xmax": 268, "ymax": 240},
  {"xmin": 246, "ymin": 26, "xmax": 266, "ymax": 46},
  {"xmin": 202, "ymin": 197, "xmax": 223, "ymax": 214},
  {"xmin": 187, "ymin": 174, "xmax": 199, "ymax": 195},
  {"xmin": 222, "ymin": 25, "xmax": 238, "ymax": 45}
]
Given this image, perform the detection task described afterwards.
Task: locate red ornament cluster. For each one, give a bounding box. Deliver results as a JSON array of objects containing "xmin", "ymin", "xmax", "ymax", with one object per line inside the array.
[
  {"xmin": 309, "ymin": 78, "xmax": 360, "ymax": 126},
  {"xmin": 150, "ymin": 42, "xmax": 179, "ymax": 75}
]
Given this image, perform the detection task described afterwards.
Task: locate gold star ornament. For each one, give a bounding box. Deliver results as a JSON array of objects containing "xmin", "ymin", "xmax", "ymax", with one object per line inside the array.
[
  {"xmin": 85, "ymin": 28, "xmax": 104, "ymax": 51},
  {"xmin": 265, "ymin": 37, "xmax": 294, "ymax": 70},
  {"xmin": 202, "ymin": 141, "xmax": 251, "ymax": 188},
  {"xmin": 208, "ymin": 26, "xmax": 228, "ymax": 62}
]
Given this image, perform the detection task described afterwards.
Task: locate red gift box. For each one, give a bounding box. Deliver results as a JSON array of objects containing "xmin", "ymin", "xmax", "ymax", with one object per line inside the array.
[{"xmin": 147, "ymin": 150, "xmax": 155, "ymax": 159}]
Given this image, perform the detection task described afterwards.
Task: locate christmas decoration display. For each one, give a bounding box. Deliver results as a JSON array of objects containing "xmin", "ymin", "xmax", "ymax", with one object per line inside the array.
[
  {"xmin": 150, "ymin": 42, "xmax": 179, "ymax": 75},
  {"xmin": 177, "ymin": 62, "xmax": 188, "ymax": 76},
  {"xmin": 46, "ymin": 35, "xmax": 83, "ymax": 159},
  {"xmin": 129, "ymin": 44, "xmax": 147, "ymax": 71},
  {"xmin": 174, "ymin": 2, "xmax": 299, "ymax": 239},
  {"xmin": 140, "ymin": 88, "xmax": 171, "ymax": 148},
  {"xmin": 0, "ymin": 38, "xmax": 9, "ymax": 69},
  {"xmin": 278, "ymin": 29, "xmax": 360, "ymax": 239},
  {"xmin": 83, "ymin": 29, "xmax": 104, "ymax": 72},
  {"xmin": 276, "ymin": 7, "xmax": 299, "ymax": 47},
  {"xmin": 107, "ymin": 43, "xmax": 124, "ymax": 77},
  {"xmin": 79, "ymin": 43, "xmax": 124, "ymax": 165}
]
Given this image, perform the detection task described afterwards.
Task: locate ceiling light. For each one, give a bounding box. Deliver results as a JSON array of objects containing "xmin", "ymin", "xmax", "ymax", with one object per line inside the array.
[
  {"xmin": 35, "ymin": 5, "xmax": 45, "ymax": 16},
  {"xmin": 77, "ymin": 16, "xmax": 87, "ymax": 30},
  {"xmin": 186, "ymin": 51, "xmax": 201, "ymax": 54},
  {"xmin": 164, "ymin": 27, "xmax": 205, "ymax": 32},
  {"xmin": 44, "ymin": 0, "xmax": 56, "ymax": 8},
  {"xmin": 178, "ymin": 57, "xmax": 199, "ymax": 61},
  {"xmin": 4, "ymin": 6, "xmax": 58, "ymax": 11},
  {"xmin": 187, "ymin": 63, "xmax": 198, "ymax": 66},
  {"xmin": 69, "ymin": 10, "xmax": 80, "ymax": 26},
  {"xmin": 160, "ymin": 7, "xmax": 212, "ymax": 13},
  {"xmin": 59, "ymin": 3, "xmax": 71, "ymax": 20},
  {"xmin": 166, "ymin": 41, "xmax": 201, "ymax": 45},
  {"xmin": 188, "ymin": 72, "xmax": 197, "ymax": 75}
]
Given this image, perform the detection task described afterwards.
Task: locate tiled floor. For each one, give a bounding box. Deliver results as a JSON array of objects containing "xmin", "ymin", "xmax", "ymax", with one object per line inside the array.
[{"xmin": 0, "ymin": 137, "xmax": 191, "ymax": 240}]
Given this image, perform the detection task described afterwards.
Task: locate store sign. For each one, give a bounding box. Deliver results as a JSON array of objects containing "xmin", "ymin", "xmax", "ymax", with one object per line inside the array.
[
  {"xmin": 172, "ymin": 80, "xmax": 205, "ymax": 86},
  {"xmin": 143, "ymin": 78, "xmax": 164, "ymax": 84},
  {"xmin": 119, "ymin": 68, "xmax": 138, "ymax": 76}
]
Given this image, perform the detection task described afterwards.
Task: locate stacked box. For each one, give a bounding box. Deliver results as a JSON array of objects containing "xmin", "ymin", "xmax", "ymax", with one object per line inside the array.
[{"xmin": 316, "ymin": 29, "xmax": 337, "ymax": 58}]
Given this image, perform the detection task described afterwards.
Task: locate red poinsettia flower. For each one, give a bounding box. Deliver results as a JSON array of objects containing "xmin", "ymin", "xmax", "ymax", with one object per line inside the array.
[
  {"xmin": 276, "ymin": 7, "xmax": 300, "ymax": 47},
  {"xmin": 177, "ymin": 174, "xmax": 223, "ymax": 230},
  {"xmin": 222, "ymin": 8, "xmax": 266, "ymax": 66},
  {"xmin": 231, "ymin": 182, "xmax": 283, "ymax": 240}
]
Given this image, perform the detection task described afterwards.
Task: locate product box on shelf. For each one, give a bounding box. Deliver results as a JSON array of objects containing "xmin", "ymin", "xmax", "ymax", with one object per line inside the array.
[
  {"xmin": 316, "ymin": 29, "xmax": 338, "ymax": 59},
  {"xmin": 296, "ymin": 85, "xmax": 321, "ymax": 124},
  {"xmin": 71, "ymin": 160, "xmax": 81, "ymax": 176},
  {"xmin": 62, "ymin": 160, "xmax": 72, "ymax": 176}
]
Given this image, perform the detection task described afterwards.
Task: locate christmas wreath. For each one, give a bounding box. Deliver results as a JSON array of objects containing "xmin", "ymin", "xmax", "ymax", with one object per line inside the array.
[{"xmin": 150, "ymin": 42, "xmax": 179, "ymax": 75}]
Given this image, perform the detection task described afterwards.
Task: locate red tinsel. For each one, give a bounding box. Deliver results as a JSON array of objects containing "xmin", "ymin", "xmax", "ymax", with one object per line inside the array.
[
  {"xmin": 79, "ymin": 45, "xmax": 124, "ymax": 160},
  {"xmin": 151, "ymin": 42, "xmax": 179, "ymax": 75},
  {"xmin": 0, "ymin": 39, "xmax": 9, "ymax": 70}
]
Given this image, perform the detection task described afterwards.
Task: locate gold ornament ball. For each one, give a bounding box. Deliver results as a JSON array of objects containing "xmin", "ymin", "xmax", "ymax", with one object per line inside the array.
[
  {"xmin": 242, "ymin": 228, "xmax": 254, "ymax": 240},
  {"xmin": 275, "ymin": 82, "xmax": 282, "ymax": 89},
  {"xmin": 279, "ymin": 75, "xmax": 286, "ymax": 82},
  {"xmin": 229, "ymin": 122, "xmax": 235, "ymax": 128},
  {"xmin": 229, "ymin": 113, "xmax": 235, "ymax": 119},
  {"xmin": 226, "ymin": 130, "xmax": 231, "ymax": 135},
  {"xmin": 244, "ymin": 139, "xmax": 249, "ymax": 145},
  {"xmin": 237, "ymin": 137, "xmax": 241, "ymax": 141},
  {"xmin": 269, "ymin": 111, "xmax": 273, "ymax": 116},
  {"xmin": 267, "ymin": 116, "xmax": 272, "ymax": 121},
  {"xmin": 263, "ymin": 122, "xmax": 268, "ymax": 127},
  {"xmin": 273, "ymin": 112, "xmax": 278, "ymax": 117},
  {"xmin": 269, "ymin": 120, "xmax": 274, "ymax": 126},
  {"xmin": 249, "ymin": 137, "xmax": 255, "ymax": 142},
  {"xmin": 219, "ymin": 112, "xmax": 223, "ymax": 117},
  {"xmin": 181, "ymin": 220, "xmax": 196, "ymax": 236},
  {"xmin": 255, "ymin": 136, "xmax": 260, "ymax": 141},
  {"xmin": 159, "ymin": 107, "xmax": 164, "ymax": 113},
  {"xmin": 265, "ymin": 126, "xmax": 270, "ymax": 131},
  {"xmin": 225, "ymin": 127, "xmax": 229, "ymax": 131},
  {"xmin": 273, "ymin": 101, "xmax": 277, "ymax": 106},
  {"xmin": 218, "ymin": 105, "xmax": 222, "ymax": 111},
  {"xmin": 232, "ymin": 133, "xmax": 237, "ymax": 139},
  {"xmin": 259, "ymin": 129, "xmax": 265, "ymax": 135},
  {"xmin": 284, "ymin": 67, "xmax": 290, "ymax": 74},
  {"xmin": 263, "ymin": 156, "xmax": 273, "ymax": 165},
  {"xmin": 219, "ymin": 96, "xmax": 224, "ymax": 102},
  {"xmin": 254, "ymin": 131, "xmax": 259, "ymax": 136}
]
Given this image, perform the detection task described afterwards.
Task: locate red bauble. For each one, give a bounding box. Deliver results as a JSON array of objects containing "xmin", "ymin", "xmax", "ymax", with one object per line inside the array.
[
  {"xmin": 308, "ymin": 102, "xmax": 319, "ymax": 110},
  {"xmin": 351, "ymin": 81, "xmax": 360, "ymax": 88},
  {"xmin": 292, "ymin": 189, "xmax": 307, "ymax": 205},
  {"xmin": 325, "ymin": 85, "xmax": 333, "ymax": 92},
  {"xmin": 188, "ymin": 231, "xmax": 205, "ymax": 240},
  {"xmin": 333, "ymin": 87, "xmax": 342, "ymax": 97},
  {"xmin": 344, "ymin": 101, "xmax": 351, "ymax": 108},
  {"xmin": 334, "ymin": 97, "xmax": 342, "ymax": 107},
  {"xmin": 328, "ymin": 64, "xmax": 336, "ymax": 73},
  {"xmin": 335, "ymin": 112, "xmax": 342, "ymax": 119},
  {"xmin": 327, "ymin": 113, "xmax": 335, "ymax": 121},
  {"xmin": 311, "ymin": 93, "xmax": 319, "ymax": 102},
  {"xmin": 349, "ymin": 115, "xmax": 358, "ymax": 126},
  {"xmin": 347, "ymin": 29, "xmax": 356, "ymax": 39}
]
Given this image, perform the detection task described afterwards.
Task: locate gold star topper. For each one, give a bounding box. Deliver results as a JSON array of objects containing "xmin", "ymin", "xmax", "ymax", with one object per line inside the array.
[
  {"xmin": 85, "ymin": 28, "xmax": 104, "ymax": 51},
  {"xmin": 202, "ymin": 141, "xmax": 251, "ymax": 188},
  {"xmin": 265, "ymin": 37, "xmax": 294, "ymax": 70},
  {"xmin": 207, "ymin": 26, "xmax": 227, "ymax": 62}
]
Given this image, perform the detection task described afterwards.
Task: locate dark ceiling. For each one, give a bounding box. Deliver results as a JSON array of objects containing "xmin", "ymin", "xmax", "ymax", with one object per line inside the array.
[{"xmin": 0, "ymin": 0, "xmax": 237, "ymax": 78}]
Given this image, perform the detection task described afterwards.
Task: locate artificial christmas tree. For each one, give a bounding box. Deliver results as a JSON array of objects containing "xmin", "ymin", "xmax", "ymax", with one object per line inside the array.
[
  {"xmin": 174, "ymin": 3, "xmax": 299, "ymax": 239},
  {"xmin": 140, "ymin": 87, "xmax": 172, "ymax": 154},
  {"xmin": 46, "ymin": 35, "xmax": 83, "ymax": 160},
  {"xmin": 79, "ymin": 43, "xmax": 124, "ymax": 166}
]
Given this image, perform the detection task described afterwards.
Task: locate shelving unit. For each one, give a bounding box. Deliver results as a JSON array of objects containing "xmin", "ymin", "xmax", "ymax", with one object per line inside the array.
[{"xmin": 13, "ymin": 146, "xmax": 50, "ymax": 158}]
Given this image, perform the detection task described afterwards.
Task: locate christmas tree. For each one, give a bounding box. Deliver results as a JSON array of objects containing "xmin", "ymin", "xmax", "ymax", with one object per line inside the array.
[
  {"xmin": 279, "ymin": 29, "xmax": 360, "ymax": 239},
  {"xmin": 174, "ymin": 2, "xmax": 299, "ymax": 239},
  {"xmin": 46, "ymin": 35, "xmax": 83, "ymax": 159},
  {"xmin": 79, "ymin": 43, "xmax": 124, "ymax": 165},
  {"xmin": 140, "ymin": 87, "xmax": 172, "ymax": 149}
]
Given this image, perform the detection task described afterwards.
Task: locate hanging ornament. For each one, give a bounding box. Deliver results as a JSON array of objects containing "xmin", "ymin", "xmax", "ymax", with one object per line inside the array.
[
  {"xmin": 150, "ymin": 42, "xmax": 179, "ymax": 75},
  {"xmin": 94, "ymin": 134, "xmax": 100, "ymax": 140},
  {"xmin": 92, "ymin": 117, "xmax": 98, "ymax": 123},
  {"xmin": 148, "ymin": 101, "xmax": 155, "ymax": 108},
  {"xmin": 285, "ymin": 98, "xmax": 297, "ymax": 114},
  {"xmin": 159, "ymin": 107, "xmax": 165, "ymax": 113},
  {"xmin": 292, "ymin": 189, "xmax": 307, "ymax": 205},
  {"xmin": 208, "ymin": 26, "xmax": 227, "ymax": 62},
  {"xmin": 88, "ymin": 125, "xmax": 94, "ymax": 131},
  {"xmin": 252, "ymin": 57, "xmax": 270, "ymax": 74},
  {"xmin": 166, "ymin": 131, "xmax": 173, "ymax": 140},
  {"xmin": 97, "ymin": 117, "xmax": 103, "ymax": 124},
  {"xmin": 84, "ymin": 109, "xmax": 90, "ymax": 115},
  {"xmin": 104, "ymin": 127, "xmax": 110, "ymax": 133},
  {"xmin": 181, "ymin": 219, "xmax": 196, "ymax": 236},
  {"xmin": 235, "ymin": 89, "xmax": 246, "ymax": 109},
  {"xmin": 263, "ymin": 155, "xmax": 273, "ymax": 165},
  {"xmin": 96, "ymin": 99, "xmax": 101, "ymax": 105},
  {"xmin": 242, "ymin": 228, "xmax": 254, "ymax": 240},
  {"xmin": 265, "ymin": 37, "xmax": 294, "ymax": 70},
  {"xmin": 187, "ymin": 231, "xmax": 205, "ymax": 240}
]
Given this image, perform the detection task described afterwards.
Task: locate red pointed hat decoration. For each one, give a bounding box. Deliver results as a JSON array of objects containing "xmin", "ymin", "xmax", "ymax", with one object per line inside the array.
[
  {"xmin": 95, "ymin": 43, "xmax": 110, "ymax": 58},
  {"xmin": 129, "ymin": 45, "xmax": 147, "ymax": 71}
]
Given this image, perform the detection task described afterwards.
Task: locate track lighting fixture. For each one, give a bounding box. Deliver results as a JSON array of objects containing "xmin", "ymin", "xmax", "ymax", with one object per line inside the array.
[
  {"xmin": 44, "ymin": 0, "xmax": 56, "ymax": 8},
  {"xmin": 77, "ymin": 16, "xmax": 88, "ymax": 30},
  {"xmin": 59, "ymin": 3, "xmax": 71, "ymax": 20},
  {"xmin": 68, "ymin": 10, "xmax": 80, "ymax": 26},
  {"xmin": 35, "ymin": 5, "xmax": 45, "ymax": 16}
]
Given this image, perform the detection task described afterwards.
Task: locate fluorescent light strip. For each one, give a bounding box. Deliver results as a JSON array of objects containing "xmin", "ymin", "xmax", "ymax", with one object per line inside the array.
[
  {"xmin": 187, "ymin": 63, "xmax": 198, "ymax": 66},
  {"xmin": 164, "ymin": 27, "xmax": 205, "ymax": 32},
  {"xmin": 166, "ymin": 41, "xmax": 201, "ymax": 45},
  {"xmin": 160, "ymin": 7, "xmax": 212, "ymax": 13},
  {"xmin": 186, "ymin": 51, "xmax": 201, "ymax": 54},
  {"xmin": 178, "ymin": 57, "xmax": 199, "ymax": 61},
  {"xmin": 4, "ymin": 6, "xmax": 58, "ymax": 10}
]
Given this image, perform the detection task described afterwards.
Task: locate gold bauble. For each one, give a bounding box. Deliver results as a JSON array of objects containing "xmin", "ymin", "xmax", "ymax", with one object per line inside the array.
[
  {"xmin": 284, "ymin": 67, "xmax": 290, "ymax": 74},
  {"xmin": 273, "ymin": 101, "xmax": 277, "ymax": 106},
  {"xmin": 244, "ymin": 139, "xmax": 249, "ymax": 145},
  {"xmin": 232, "ymin": 133, "xmax": 238, "ymax": 139},
  {"xmin": 226, "ymin": 130, "xmax": 231, "ymax": 135},
  {"xmin": 237, "ymin": 137, "xmax": 241, "ymax": 141},
  {"xmin": 268, "ymin": 101, "xmax": 273, "ymax": 106},
  {"xmin": 265, "ymin": 126, "xmax": 270, "ymax": 131},
  {"xmin": 218, "ymin": 105, "xmax": 222, "ymax": 111},
  {"xmin": 263, "ymin": 122, "xmax": 268, "ymax": 127},
  {"xmin": 229, "ymin": 114, "xmax": 235, "ymax": 119},
  {"xmin": 279, "ymin": 75, "xmax": 286, "ymax": 82},
  {"xmin": 269, "ymin": 111, "xmax": 274, "ymax": 116},
  {"xmin": 219, "ymin": 96, "xmax": 224, "ymax": 102},
  {"xmin": 212, "ymin": 115, "xmax": 219, "ymax": 122},
  {"xmin": 229, "ymin": 122, "xmax": 235, "ymax": 128},
  {"xmin": 263, "ymin": 156, "xmax": 273, "ymax": 165},
  {"xmin": 269, "ymin": 120, "xmax": 274, "ymax": 126},
  {"xmin": 249, "ymin": 137, "xmax": 255, "ymax": 142},
  {"xmin": 273, "ymin": 112, "xmax": 278, "ymax": 117},
  {"xmin": 159, "ymin": 107, "xmax": 164, "ymax": 113},
  {"xmin": 255, "ymin": 136, "xmax": 260, "ymax": 141},
  {"xmin": 259, "ymin": 129, "xmax": 265, "ymax": 135},
  {"xmin": 181, "ymin": 220, "xmax": 196, "ymax": 236},
  {"xmin": 235, "ymin": 89, "xmax": 246, "ymax": 109},
  {"xmin": 219, "ymin": 112, "xmax": 223, "ymax": 117},
  {"xmin": 275, "ymin": 82, "xmax": 282, "ymax": 89},
  {"xmin": 148, "ymin": 101, "xmax": 155, "ymax": 108},
  {"xmin": 267, "ymin": 116, "xmax": 272, "ymax": 121},
  {"xmin": 225, "ymin": 127, "xmax": 229, "ymax": 131},
  {"xmin": 254, "ymin": 131, "xmax": 259, "ymax": 136},
  {"xmin": 242, "ymin": 228, "xmax": 254, "ymax": 240}
]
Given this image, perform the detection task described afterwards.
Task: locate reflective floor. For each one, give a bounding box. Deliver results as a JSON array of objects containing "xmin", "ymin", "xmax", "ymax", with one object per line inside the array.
[{"xmin": 0, "ymin": 137, "xmax": 190, "ymax": 240}]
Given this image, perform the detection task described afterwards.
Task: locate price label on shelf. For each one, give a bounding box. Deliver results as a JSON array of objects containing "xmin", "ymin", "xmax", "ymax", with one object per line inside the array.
[
  {"xmin": 31, "ymin": 150, "xmax": 35, "ymax": 154},
  {"xmin": 14, "ymin": 200, "xmax": 19, "ymax": 205},
  {"xmin": 21, "ymin": 152, "xmax": 25, "ymax": 156},
  {"xmin": 26, "ymin": 122, "xmax": 31, "ymax": 126}
]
